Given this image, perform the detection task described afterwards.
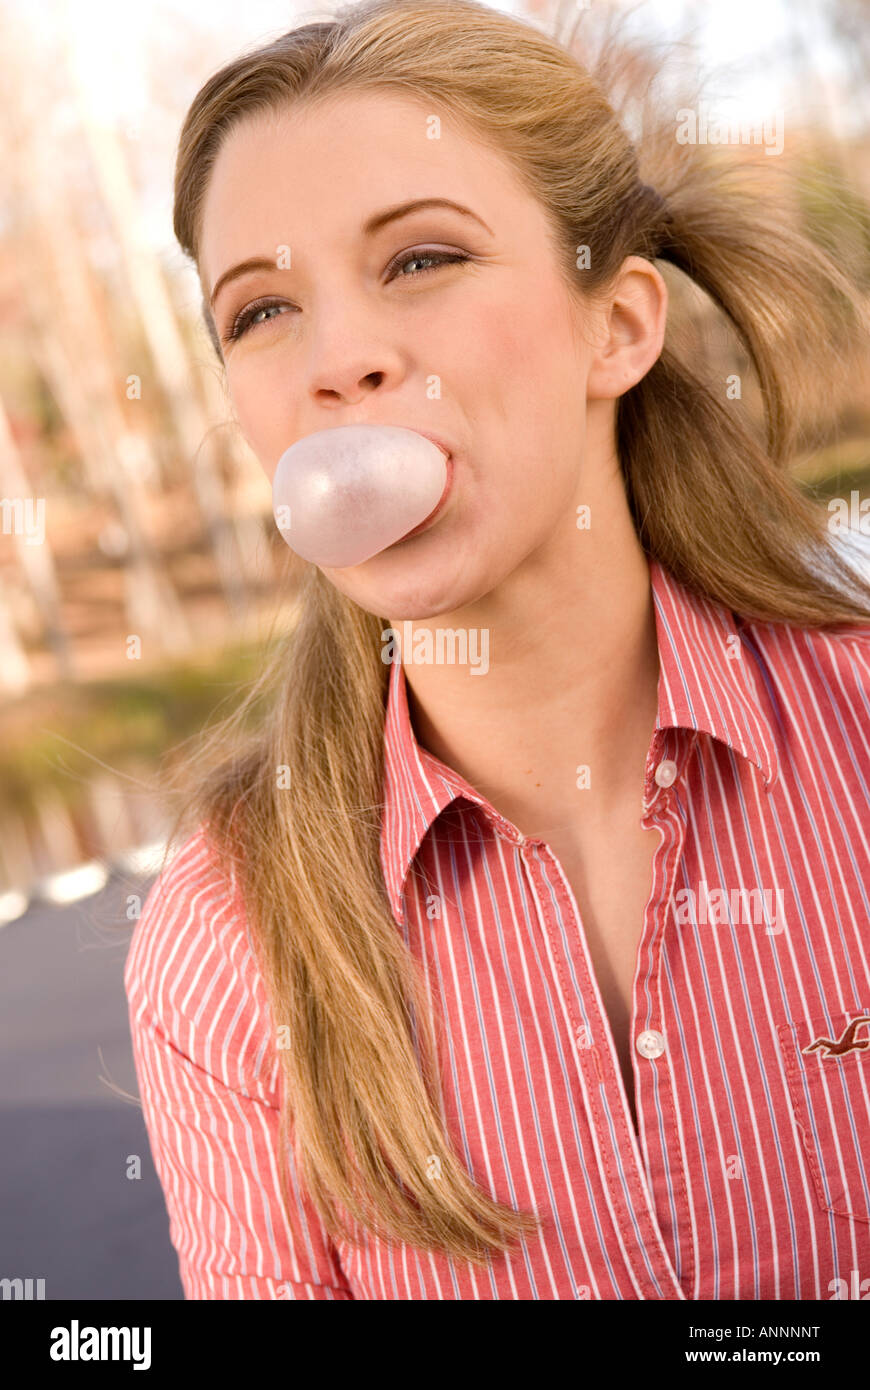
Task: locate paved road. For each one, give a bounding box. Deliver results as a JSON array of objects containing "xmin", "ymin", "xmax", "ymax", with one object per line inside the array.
[{"xmin": 0, "ymin": 868, "xmax": 183, "ymax": 1300}]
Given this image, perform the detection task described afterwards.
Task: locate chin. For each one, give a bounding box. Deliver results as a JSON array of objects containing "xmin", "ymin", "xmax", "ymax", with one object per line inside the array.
[{"xmin": 325, "ymin": 550, "xmax": 484, "ymax": 624}]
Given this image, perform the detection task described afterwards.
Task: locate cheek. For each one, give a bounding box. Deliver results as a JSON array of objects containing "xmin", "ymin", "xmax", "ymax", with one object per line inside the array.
[
  {"xmin": 454, "ymin": 297, "xmax": 536, "ymax": 380},
  {"xmin": 474, "ymin": 288, "xmax": 586, "ymax": 444},
  {"xmin": 467, "ymin": 275, "xmax": 580, "ymax": 370},
  {"xmin": 454, "ymin": 284, "xmax": 588, "ymax": 471}
]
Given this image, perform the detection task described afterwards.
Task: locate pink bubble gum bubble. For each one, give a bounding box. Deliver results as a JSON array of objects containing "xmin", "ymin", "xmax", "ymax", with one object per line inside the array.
[{"xmin": 271, "ymin": 424, "xmax": 449, "ymax": 568}]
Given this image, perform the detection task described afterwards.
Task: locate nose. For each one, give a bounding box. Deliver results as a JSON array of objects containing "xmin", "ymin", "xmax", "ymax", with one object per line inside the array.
[
  {"xmin": 305, "ymin": 297, "xmax": 403, "ymax": 405},
  {"xmin": 314, "ymin": 367, "xmax": 385, "ymax": 403}
]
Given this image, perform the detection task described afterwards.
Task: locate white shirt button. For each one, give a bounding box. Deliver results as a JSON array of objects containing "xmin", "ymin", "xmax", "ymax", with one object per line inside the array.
[
  {"xmin": 636, "ymin": 1028, "xmax": 666, "ymax": 1059},
  {"xmin": 654, "ymin": 758, "xmax": 678, "ymax": 788}
]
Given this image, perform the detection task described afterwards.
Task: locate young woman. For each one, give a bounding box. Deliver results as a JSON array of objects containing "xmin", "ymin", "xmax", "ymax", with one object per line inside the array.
[{"xmin": 125, "ymin": 0, "xmax": 870, "ymax": 1300}]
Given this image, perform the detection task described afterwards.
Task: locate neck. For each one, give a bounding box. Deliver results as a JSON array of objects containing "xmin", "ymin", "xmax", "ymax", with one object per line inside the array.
[{"xmin": 388, "ymin": 451, "xmax": 661, "ymax": 842}]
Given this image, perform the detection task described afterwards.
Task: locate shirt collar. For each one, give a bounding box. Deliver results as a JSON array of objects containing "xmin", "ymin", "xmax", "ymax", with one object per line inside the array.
[{"xmin": 380, "ymin": 553, "xmax": 780, "ymax": 923}]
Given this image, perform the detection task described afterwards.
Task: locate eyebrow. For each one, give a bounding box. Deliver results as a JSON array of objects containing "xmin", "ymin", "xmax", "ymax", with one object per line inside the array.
[{"xmin": 208, "ymin": 197, "xmax": 493, "ymax": 310}]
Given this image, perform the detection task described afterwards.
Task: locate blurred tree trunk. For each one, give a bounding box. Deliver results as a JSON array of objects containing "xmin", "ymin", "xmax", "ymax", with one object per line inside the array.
[
  {"xmin": 0, "ymin": 569, "xmax": 32, "ymax": 695},
  {"xmin": 70, "ymin": 66, "xmax": 255, "ymax": 622},
  {"xmin": 7, "ymin": 112, "xmax": 193, "ymax": 658}
]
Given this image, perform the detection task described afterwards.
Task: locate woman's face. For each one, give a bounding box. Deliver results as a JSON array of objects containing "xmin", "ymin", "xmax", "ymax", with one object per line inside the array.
[{"xmin": 199, "ymin": 89, "xmax": 619, "ymax": 620}]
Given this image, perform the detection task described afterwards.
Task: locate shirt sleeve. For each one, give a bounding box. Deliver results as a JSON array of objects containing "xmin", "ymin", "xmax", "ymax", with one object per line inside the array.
[{"xmin": 124, "ymin": 825, "xmax": 355, "ymax": 1300}]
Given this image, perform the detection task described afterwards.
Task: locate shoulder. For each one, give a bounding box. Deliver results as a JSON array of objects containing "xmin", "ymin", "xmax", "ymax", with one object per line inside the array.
[{"xmin": 123, "ymin": 823, "xmax": 279, "ymax": 1104}]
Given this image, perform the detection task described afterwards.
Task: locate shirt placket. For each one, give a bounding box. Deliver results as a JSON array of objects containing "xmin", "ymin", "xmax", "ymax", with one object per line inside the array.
[
  {"xmin": 510, "ymin": 731, "xmax": 692, "ymax": 1299},
  {"xmin": 633, "ymin": 733, "xmax": 695, "ymax": 1289}
]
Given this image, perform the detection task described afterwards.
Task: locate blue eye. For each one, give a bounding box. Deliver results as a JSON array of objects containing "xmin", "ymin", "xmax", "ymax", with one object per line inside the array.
[
  {"xmin": 386, "ymin": 248, "xmax": 470, "ymax": 280},
  {"xmin": 224, "ymin": 247, "xmax": 469, "ymax": 343},
  {"xmin": 225, "ymin": 299, "xmax": 293, "ymax": 343}
]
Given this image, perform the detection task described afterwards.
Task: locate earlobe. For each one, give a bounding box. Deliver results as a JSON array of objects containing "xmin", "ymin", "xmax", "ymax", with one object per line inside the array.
[{"xmin": 585, "ymin": 256, "xmax": 668, "ymax": 401}]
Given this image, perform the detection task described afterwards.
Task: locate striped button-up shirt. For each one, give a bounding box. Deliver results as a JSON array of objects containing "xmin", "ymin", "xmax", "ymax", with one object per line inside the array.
[{"xmin": 125, "ymin": 554, "xmax": 870, "ymax": 1299}]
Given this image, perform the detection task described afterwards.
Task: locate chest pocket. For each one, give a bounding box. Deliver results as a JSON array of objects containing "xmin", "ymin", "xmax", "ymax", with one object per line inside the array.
[{"xmin": 778, "ymin": 1006, "xmax": 870, "ymax": 1224}]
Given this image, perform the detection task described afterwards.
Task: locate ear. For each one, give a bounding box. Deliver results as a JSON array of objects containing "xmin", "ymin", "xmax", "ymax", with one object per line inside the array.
[{"xmin": 585, "ymin": 256, "xmax": 668, "ymax": 400}]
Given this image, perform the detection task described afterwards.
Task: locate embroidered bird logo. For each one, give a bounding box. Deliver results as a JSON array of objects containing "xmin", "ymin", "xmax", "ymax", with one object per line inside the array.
[{"xmin": 802, "ymin": 1016, "xmax": 870, "ymax": 1058}]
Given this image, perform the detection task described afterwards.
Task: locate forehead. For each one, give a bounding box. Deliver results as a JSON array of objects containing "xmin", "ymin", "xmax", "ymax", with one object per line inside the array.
[{"xmin": 197, "ymin": 88, "xmax": 517, "ymax": 289}]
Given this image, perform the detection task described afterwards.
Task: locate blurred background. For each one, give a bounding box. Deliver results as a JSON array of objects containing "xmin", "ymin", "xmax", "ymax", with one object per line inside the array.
[{"xmin": 0, "ymin": 0, "xmax": 869, "ymax": 1300}]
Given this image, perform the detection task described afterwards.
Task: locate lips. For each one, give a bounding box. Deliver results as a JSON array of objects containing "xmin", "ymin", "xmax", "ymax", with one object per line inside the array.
[
  {"xmin": 411, "ymin": 429, "xmax": 453, "ymax": 460},
  {"xmin": 397, "ymin": 449, "xmax": 454, "ymax": 541}
]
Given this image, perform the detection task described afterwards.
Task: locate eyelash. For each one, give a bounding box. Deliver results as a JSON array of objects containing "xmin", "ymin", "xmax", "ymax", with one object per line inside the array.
[{"xmin": 223, "ymin": 247, "xmax": 471, "ymax": 343}]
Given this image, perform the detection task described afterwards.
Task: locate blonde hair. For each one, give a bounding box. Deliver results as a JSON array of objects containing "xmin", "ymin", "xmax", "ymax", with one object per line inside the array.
[{"xmin": 163, "ymin": 0, "xmax": 870, "ymax": 1267}]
